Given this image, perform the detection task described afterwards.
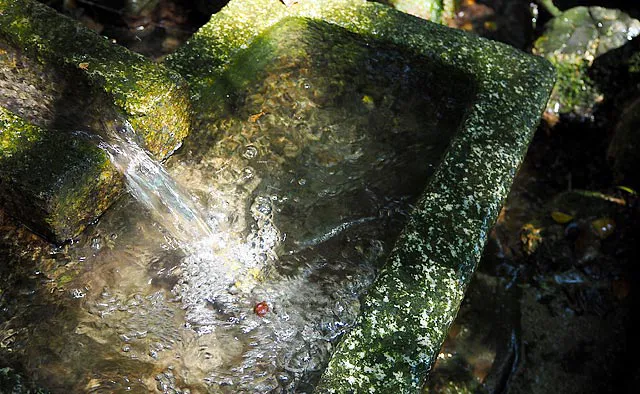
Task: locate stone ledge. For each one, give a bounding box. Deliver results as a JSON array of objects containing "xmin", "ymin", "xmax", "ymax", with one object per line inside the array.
[
  {"xmin": 0, "ymin": 0, "xmax": 191, "ymax": 159},
  {"xmin": 0, "ymin": 107, "xmax": 124, "ymax": 243}
]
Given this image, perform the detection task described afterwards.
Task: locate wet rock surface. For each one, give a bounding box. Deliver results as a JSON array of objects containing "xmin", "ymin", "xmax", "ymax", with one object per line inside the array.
[
  {"xmin": 0, "ymin": 0, "xmax": 193, "ymax": 242},
  {"xmin": 533, "ymin": 6, "xmax": 640, "ymax": 119},
  {"xmin": 0, "ymin": 107, "xmax": 124, "ymax": 242},
  {"xmin": 0, "ymin": 0, "xmax": 192, "ymax": 159}
]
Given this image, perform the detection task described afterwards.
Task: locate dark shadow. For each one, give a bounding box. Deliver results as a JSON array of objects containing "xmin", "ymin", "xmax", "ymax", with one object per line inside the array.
[
  {"xmin": 38, "ymin": 0, "xmax": 229, "ymax": 58},
  {"xmin": 590, "ymin": 35, "xmax": 640, "ymax": 118}
]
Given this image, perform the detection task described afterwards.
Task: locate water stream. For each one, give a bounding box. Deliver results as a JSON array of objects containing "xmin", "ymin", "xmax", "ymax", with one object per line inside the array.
[{"xmin": 97, "ymin": 122, "xmax": 215, "ymax": 246}]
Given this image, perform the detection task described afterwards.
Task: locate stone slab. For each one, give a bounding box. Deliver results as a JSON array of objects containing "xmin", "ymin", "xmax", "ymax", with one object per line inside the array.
[{"xmin": 0, "ymin": 106, "xmax": 123, "ymax": 243}]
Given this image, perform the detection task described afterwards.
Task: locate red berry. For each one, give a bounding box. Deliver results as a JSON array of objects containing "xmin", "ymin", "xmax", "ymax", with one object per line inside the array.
[{"xmin": 254, "ymin": 301, "xmax": 269, "ymax": 317}]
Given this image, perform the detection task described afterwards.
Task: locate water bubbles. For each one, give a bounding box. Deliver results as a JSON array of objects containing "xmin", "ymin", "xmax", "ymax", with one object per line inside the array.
[
  {"xmin": 252, "ymin": 195, "xmax": 273, "ymax": 217},
  {"xmin": 243, "ymin": 144, "xmax": 258, "ymax": 159},
  {"xmin": 155, "ymin": 369, "xmax": 189, "ymax": 394},
  {"xmin": 241, "ymin": 166, "xmax": 254, "ymax": 181},
  {"xmin": 90, "ymin": 236, "xmax": 102, "ymax": 250}
]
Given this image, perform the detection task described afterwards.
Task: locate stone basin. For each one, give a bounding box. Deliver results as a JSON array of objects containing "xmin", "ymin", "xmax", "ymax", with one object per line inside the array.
[
  {"xmin": 167, "ymin": 0, "xmax": 554, "ymax": 391},
  {"xmin": 0, "ymin": 0, "xmax": 554, "ymax": 392}
]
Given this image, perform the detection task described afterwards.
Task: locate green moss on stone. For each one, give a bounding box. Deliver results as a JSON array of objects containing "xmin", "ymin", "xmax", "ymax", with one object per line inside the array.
[
  {"xmin": 0, "ymin": 107, "xmax": 124, "ymax": 242},
  {"xmin": 533, "ymin": 6, "xmax": 640, "ymax": 117},
  {"xmin": 548, "ymin": 56, "xmax": 600, "ymax": 116},
  {"xmin": 0, "ymin": 0, "xmax": 191, "ymax": 159}
]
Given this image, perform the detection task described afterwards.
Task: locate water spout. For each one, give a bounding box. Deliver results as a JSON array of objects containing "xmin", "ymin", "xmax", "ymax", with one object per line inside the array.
[{"xmin": 96, "ymin": 121, "xmax": 215, "ymax": 246}]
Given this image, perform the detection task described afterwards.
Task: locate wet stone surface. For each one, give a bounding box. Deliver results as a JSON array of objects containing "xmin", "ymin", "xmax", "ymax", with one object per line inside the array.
[
  {"xmin": 165, "ymin": 17, "xmax": 473, "ymax": 391},
  {"xmin": 533, "ymin": 6, "xmax": 640, "ymax": 119},
  {"xmin": 0, "ymin": 0, "xmax": 192, "ymax": 159},
  {"xmin": 0, "ymin": 0, "xmax": 193, "ymax": 242}
]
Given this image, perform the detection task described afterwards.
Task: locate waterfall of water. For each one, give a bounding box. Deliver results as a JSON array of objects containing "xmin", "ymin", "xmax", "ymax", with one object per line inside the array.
[{"xmin": 96, "ymin": 122, "xmax": 215, "ymax": 246}]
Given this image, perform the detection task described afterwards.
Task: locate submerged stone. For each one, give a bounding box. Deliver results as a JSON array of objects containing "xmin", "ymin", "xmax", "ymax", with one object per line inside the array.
[
  {"xmin": 169, "ymin": 0, "xmax": 554, "ymax": 391},
  {"xmin": 0, "ymin": 106, "xmax": 124, "ymax": 243},
  {"xmin": 533, "ymin": 6, "xmax": 640, "ymax": 119},
  {"xmin": 0, "ymin": 0, "xmax": 191, "ymax": 159}
]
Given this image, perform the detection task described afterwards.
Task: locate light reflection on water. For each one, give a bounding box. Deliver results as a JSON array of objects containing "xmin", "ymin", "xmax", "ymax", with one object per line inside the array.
[{"xmin": 0, "ymin": 21, "xmax": 475, "ymax": 393}]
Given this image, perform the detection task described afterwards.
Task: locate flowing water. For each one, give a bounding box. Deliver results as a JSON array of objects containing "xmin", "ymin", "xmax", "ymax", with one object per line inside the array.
[
  {"xmin": 97, "ymin": 123, "xmax": 216, "ymax": 245},
  {"xmin": 0, "ymin": 21, "xmax": 476, "ymax": 393}
]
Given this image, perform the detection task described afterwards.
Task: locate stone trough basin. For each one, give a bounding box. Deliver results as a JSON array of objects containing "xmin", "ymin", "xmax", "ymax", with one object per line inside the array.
[{"xmin": 1, "ymin": 0, "xmax": 554, "ymax": 392}]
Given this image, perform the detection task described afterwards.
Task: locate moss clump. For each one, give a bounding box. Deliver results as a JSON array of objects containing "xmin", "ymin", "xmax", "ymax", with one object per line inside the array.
[
  {"xmin": 0, "ymin": 0, "xmax": 191, "ymax": 159},
  {"xmin": 547, "ymin": 56, "xmax": 600, "ymax": 116},
  {"xmin": 0, "ymin": 107, "xmax": 124, "ymax": 242}
]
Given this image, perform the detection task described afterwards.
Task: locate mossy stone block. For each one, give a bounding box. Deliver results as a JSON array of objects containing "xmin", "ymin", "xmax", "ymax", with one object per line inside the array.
[
  {"xmin": 0, "ymin": 0, "xmax": 191, "ymax": 159},
  {"xmin": 0, "ymin": 107, "xmax": 124, "ymax": 243},
  {"xmin": 169, "ymin": 1, "xmax": 555, "ymax": 391}
]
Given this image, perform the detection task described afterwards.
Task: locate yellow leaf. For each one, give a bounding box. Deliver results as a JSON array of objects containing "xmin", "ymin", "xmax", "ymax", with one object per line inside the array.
[
  {"xmin": 616, "ymin": 185, "xmax": 637, "ymax": 195},
  {"xmin": 551, "ymin": 211, "xmax": 573, "ymax": 224}
]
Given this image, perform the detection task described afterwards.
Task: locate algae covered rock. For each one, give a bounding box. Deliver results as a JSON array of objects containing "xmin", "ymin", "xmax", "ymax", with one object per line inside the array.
[
  {"xmin": 0, "ymin": 0, "xmax": 193, "ymax": 242},
  {"xmin": 0, "ymin": 107, "xmax": 124, "ymax": 242},
  {"xmin": 0, "ymin": 0, "xmax": 191, "ymax": 159},
  {"xmin": 533, "ymin": 6, "xmax": 640, "ymax": 119}
]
